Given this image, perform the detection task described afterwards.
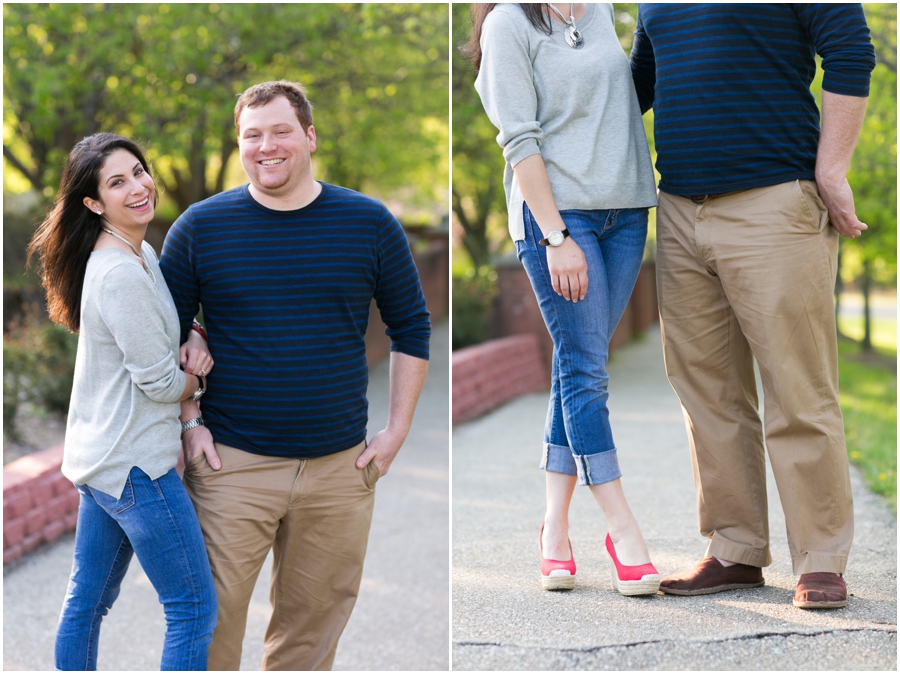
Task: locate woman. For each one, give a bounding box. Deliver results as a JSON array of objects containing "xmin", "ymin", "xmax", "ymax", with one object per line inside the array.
[
  {"xmin": 470, "ymin": 4, "xmax": 661, "ymax": 595},
  {"xmin": 27, "ymin": 133, "xmax": 217, "ymax": 669}
]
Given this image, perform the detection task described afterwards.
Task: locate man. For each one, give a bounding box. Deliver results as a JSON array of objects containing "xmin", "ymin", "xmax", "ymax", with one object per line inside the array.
[
  {"xmin": 159, "ymin": 80, "xmax": 431, "ymax": 669},
  {"xmin": 630, "ymin": 5, "xmax": 875, "ymax": 608}
]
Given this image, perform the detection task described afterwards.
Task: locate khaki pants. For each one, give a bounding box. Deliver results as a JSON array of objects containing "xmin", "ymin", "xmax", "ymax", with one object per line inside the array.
[
  {"xmin": 656, "ymin": 180, "xmax": 853, "ymax": 575},
  {"xmin": 184, "ymin": 441, "xmax": 379, "ymax": 670}
]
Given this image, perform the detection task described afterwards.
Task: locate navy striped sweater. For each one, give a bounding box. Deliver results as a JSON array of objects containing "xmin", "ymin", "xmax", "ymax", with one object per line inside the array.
[
  {"xmin": 630, "ymin": 3, "xmax": 875, "ymax": 196},
  {"xmin": 159, "ymin": 182, "xmax": 430, "ymax": 458}
]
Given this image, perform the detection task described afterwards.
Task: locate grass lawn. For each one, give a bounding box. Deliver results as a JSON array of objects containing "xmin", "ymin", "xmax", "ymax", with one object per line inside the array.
[
  {"xmin": 837, "ymin": 338, "xmax": 897, "ymax": 513},
  {"xmin": 837, "ymin": 316, "xmax": 897, "ymax": 353}
]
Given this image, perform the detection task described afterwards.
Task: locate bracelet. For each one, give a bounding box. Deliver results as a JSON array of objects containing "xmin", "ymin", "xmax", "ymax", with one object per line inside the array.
[
  {"xmin": 181, "ymin": 417, "xmax": 205, "ymax": 436},
  {"xmin": 191, "ymin": 321, "xmax": 207, "ymax": 341}
]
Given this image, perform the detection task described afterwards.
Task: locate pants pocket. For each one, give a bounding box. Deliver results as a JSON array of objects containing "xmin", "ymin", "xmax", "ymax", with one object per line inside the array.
[
  {"xmin": 88, "ymin": 473, "xmax": 136, "ymax": 514},
  {"xmin": 795, "ymin": 180, "xmax": 829, "ymax": 233}
]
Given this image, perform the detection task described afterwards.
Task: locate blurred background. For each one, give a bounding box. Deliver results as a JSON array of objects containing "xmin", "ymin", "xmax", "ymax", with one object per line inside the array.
[
  {"xmin": 451, "ymin": 3, "xmax": 896, "ymax": 510},
  {"xmin": 4, "ymin": 2, "xmax": 450, "ymax": 460}
]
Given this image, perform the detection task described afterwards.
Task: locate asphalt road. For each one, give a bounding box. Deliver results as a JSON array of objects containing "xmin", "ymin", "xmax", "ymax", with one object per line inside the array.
[
  {"xmin": 452, "ymin": 326, "xmax": 897, "ymax": 671},
  {"xmin": 3, "ymin": 321, "xmax": 450, "ymax": 671}
]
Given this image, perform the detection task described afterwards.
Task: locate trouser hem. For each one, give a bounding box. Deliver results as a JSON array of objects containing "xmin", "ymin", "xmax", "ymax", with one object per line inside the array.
[
  {"xmin": 706, "ymin": 537, "xmax": 772, "ymax": 568},
  {"xmin": 791, "ymin": 553, "xmax": 848, "ymax": 575}
]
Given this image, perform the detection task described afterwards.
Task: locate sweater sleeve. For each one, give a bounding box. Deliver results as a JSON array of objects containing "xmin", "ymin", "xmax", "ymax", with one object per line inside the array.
[
  {"xmin": 794, "ymin": 3, "xmax": 875, "ymax": 97},
  {"xmin": 630, "ymin": 8, "xmax": 656, "ymax": 114},
  {"xmin": 473, "ymin": 7, "xmax": 543, "ymax": 167},
  {"xmin": 373, "ymin": 213, "xmax": 430, "ymax": 361},
  {"xmin": 98, "ymin": 264, "xmax": 187, "ymax": 403},
  {"xmin": 159, "ymin": 210, "xmax": 201, "ymax": 343}
]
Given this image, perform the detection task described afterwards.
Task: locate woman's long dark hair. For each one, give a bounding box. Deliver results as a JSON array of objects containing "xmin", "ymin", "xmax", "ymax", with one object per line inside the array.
[
  {"xmin": 26, "ymin": 133, "xmax": 157, "ymax": 333},
  {"xmin": 465, "ymin": 4, "xmax": 554, "ymax": 70}
]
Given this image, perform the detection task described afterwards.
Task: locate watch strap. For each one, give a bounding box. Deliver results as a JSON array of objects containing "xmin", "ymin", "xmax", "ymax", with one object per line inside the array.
[{"xmin": 538, "ymin": 228, "xmax": 570, "ymax": 247}]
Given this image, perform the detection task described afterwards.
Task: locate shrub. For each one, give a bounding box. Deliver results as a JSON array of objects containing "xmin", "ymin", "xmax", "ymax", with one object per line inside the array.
[
  {"xmin": 3, "ymin": 303, "xmax": 78, "ymax": 441},
  {"xmin": 452, "ymin": 266, "xmax": 498, "ymax": 350}
]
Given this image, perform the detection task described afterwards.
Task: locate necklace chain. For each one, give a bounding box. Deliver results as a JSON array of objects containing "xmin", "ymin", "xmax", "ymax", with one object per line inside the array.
[
  {"xmin": 547, "ymin": 3, "xmax": 584, "ymax": 49},
  {"xmin": 102, "ymin": 227, "xmax": 156, "ymax": 284}
]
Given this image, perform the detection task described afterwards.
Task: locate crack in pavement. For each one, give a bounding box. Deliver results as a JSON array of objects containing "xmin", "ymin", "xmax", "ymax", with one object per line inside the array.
[{"xmin": 453, "ymin": 625, "xmax": 898, "ymax": 653}]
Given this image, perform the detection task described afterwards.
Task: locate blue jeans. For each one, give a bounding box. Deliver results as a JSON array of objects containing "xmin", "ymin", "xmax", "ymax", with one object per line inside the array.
[
  {"xmin": 517, "ymin": 205, "xmax": 648, "ymax": 486},
  {"xmin": 55, "ymin": 467, "xmax": 217, "ymax": 671}
]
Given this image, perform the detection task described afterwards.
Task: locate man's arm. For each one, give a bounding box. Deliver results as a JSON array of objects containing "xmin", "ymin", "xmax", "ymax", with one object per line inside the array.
[
  {"xmin": 816, "ymin": 90, "xmax": 869, "ymax": 239},
  {"xmin": 180, "ymin": 398, "xmax": 221, "ymax": 470},
  {"xmin": 355, "ymin": 352, "xmax": 428, "ymax": 477},
  {"xmin": 629, "ymin": 9, "xmax": 656, "ymax": 115}
]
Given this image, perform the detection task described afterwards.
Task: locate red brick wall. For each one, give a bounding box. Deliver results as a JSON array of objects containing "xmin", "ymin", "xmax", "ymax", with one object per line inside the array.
[
  {"xmin": 452, "ymin": 334, "xmax": 549, "ymax": 424},
  {"xmin": 4, "ymin": 445, "xmax": 78, "ymax": 565}
]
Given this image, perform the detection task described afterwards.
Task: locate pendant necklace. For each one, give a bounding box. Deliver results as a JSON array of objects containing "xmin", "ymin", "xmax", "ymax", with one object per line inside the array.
[
  {"xmin": 548, "ymin": 3, "xmax": 584, "ymax": 49},
  {"xmin": 103, "ymin": 227, "xmax": 156, "ymax": 284}
]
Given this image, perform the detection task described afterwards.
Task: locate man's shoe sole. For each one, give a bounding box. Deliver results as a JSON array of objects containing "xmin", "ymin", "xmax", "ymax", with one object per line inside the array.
[
  {"xmin": 793, "ymin": 598, "xmax": 847, "ymax": 609},
  {"xmin": 660, "ymin": 580, "xmax": 764, "ymax": 596}
]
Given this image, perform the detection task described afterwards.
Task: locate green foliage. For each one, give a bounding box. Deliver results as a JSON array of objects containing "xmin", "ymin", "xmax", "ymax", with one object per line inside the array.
[
  {"xmin": 452, "ymin": 266, "xmax": 498, "ymax": 350},
  {"xmin": 451, "ymin": 2, "xmax": 508, "ymax": 269},
  {"xmin": 4, "ymin": 305, "xmax": 79, "ymax": 441},
  {"xmin": 3, "ymin": 3, "xmax": 448, "ymax": 215},
  {"xmin": 838, "ymin": 339, "xmax": 897, "ymax": 513},
  {"xmin": 843, "ymin": 4, "xmax": 897, "ymax": 290}
]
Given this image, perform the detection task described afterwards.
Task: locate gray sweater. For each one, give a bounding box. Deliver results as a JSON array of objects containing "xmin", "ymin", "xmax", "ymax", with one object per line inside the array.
[
  {"xmin": 63, "ymin": 243, "xmax": 186, "ymax": 499},
  {"xmin": 475, "ymin": 3, "xmax": 658, "ymax": 241}
]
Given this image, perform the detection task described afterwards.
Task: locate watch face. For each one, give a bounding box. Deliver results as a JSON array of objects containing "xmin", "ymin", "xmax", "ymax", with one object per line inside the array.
[{"xmin": 548, "ymin": 230, "xmax": 565, "ymax": 246}]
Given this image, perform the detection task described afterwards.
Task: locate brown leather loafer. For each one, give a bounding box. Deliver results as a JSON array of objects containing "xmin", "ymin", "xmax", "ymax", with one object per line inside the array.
[
  {"xmin": 793, "ymin": 572, "xmax": 847, "ymax": 608},
  {"xmin": 660, "ymin": 556, "xmax": 764, "ymax": 596}
]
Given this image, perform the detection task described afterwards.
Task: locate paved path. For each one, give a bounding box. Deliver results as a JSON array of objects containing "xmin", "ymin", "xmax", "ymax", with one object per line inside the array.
[
  {"xmin": 3, "ymin": 321, "xmax": 449, "ymax": 671},
  {"xmin": 453, "ymin": 326, "xmax": 896, "ymax": 671}
]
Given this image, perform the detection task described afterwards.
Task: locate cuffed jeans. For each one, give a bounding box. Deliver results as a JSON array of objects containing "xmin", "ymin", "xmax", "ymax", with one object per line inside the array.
[
  {"xmin": 55, "ymin": 467, "xmax": 217, "ymax": 671},
  {"xmin": 656, "ymin": 180, "xmax": 853, "ymax": 574},
  {"xmin": 517, "ymin": 205, "xmax": 648, "ymax": 486}
]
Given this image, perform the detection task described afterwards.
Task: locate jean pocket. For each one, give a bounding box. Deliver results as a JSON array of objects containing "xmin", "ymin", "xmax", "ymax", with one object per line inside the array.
[{"xmin": 89, "ymin": 475, "xmax": 136, "ymax": 514}]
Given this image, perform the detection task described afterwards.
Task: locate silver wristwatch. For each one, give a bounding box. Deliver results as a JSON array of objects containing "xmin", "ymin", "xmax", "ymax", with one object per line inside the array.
[
  {"xmin": 181, "ymin": 417, "xmax": 205, "ymax": 436},
  {"xmin": 538, "ymin": 228, "xmax": 570, "ymax": 247},
  {"xmin": 190, "ymin": 376, "xmax": 206, "ymax": 401}
]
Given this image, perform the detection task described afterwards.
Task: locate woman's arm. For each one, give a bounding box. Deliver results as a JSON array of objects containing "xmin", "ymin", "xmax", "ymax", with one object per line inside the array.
[
  {"xmin": 475, "ymin": 8, "xmax": 588, "ymax": 302},
  {"xmin": 98, "ymin": 263, "xmax": 196, "ymax": 404},
  {"xmin": 513, "ymin": 155, "xmax": 588, "ymax": 302}
]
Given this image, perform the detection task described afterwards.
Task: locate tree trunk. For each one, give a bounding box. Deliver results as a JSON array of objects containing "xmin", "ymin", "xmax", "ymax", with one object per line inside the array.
[{"xmin": 861, "ymin": 258, "xmax": 872, "ymax": 352}]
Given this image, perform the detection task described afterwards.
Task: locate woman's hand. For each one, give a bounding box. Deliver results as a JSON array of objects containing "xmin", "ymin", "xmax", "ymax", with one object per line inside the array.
[
  {"xmin": 547, "ymin": 237, "xmax": 588, "ymax": 302},
  {"xmin": 180, "ymin": 328, "xmax": 214, "ymax": 377}
]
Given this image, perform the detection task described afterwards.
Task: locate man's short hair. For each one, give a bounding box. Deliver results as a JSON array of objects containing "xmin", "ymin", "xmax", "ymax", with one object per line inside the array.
[{"xmin": 234, "ymin": 80, "xmax": 314, "ymax": 133}]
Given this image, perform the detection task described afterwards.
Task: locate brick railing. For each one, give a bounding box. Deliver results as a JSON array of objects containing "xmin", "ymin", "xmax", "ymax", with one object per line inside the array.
[
  {"xmin": 4, "ymin": 444, "xmax": 77, "ymax": 564},
  {"xmin": 452, "ymin": 333, "xmax": 548, "ymax": 424}
]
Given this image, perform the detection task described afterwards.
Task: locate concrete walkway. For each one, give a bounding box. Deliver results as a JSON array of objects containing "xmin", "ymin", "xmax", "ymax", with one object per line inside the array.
[
  {"xmin": 453, "ymin": 325, "xmax": 896, "ymax": 671},
  {"xmin": 3, "ymin": 321, "xmax": 449, "ymax": 671}
]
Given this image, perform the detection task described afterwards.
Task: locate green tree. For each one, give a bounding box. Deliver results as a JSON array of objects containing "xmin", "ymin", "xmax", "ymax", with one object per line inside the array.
[
  {"xmin": 451, "ymin": 2, "xmax": 507, "ymax": 269},
  {"xmin": 3, "ymin": 3, "xmax": 448, "ymax": 216},
  {"xmin": 844, "ymin": 4, "xmax": 897, "ymax": 351}
]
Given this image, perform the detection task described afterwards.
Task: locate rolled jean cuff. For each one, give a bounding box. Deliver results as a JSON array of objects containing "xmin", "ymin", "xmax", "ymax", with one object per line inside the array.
[
  {"xmin": 540, "ymin": 443, "xmax": 621, "ymax": 486},
  {"xmin": 540, "ymin": 442, "xmax": 577, "ymax": 476}
]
